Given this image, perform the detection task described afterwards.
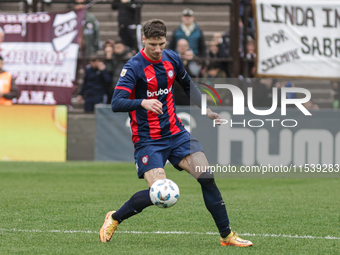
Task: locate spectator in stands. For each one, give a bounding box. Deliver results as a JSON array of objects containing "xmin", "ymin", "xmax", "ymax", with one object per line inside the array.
[
  {"xmin": 331, "ymin": 81, "xmax": 340, "ymax": 109},
  {"xmin": 112, "ymin": 0, "xmax": 143, "ymax": 53},
  {"xmin": 220, "ymin": 17, "xmax": 253, "ymax": 68},
  {"xmin": 202, "ymin": 61, "xmax": 230, "ymax": 105},
  {"xmin": 239, "ymin": 36, "xmax": 256, "ymax": 78},
  {"xmin": 107, "ymin": 40, "xmax": 133, "ymax": 103},
  {"xmin": 176, "ymin": 38, "xmax": 201, "ymax": 78},
  {"xmin": 171, "ymin": 39, "xmax": 194, "ymax": 106},
  {"xmin": 77, "ymin": 55, "xmax": 112, "ymax": 113},
  {"xmin": 252, "ymin": 78, "xmax": 276, "ymax": 108},
  {"xmin": 208, "ymin": 38, "xmax": 221, "ymax": 59},
  {"xmin": 203, "ymin": 60, "xmax": 226, "ymax": 80},
  {"xmin": 103, "ymin": 43, "xmax": 115, "ymax": 100},
  {"xmin": 102, "ymin": 39, "xmax": 116, "ymax": 80},
  {"xmin": 208, "ymin": 35, "xmax": 230, "ymax": 77},
  {"xmin": 240, "ymin": 0, "xmax": 255, "ymax": 39},
  {"xmin": 212, "ymin": 32, "xmax": 230, "ymax": 55},
  {"xmin": 0, "ymin": 56, "xmax": 19, "ymax": 105},
  {"xmin": 74, "ymin": 0, "xmax": 100, "ymax": 58},
  {"xmin": 103, "ymin": 39, "xmax": 115, "ymax": 50},
  {"xmin": 169, "ymin": 8, "xmax": 206, "ymax": 58},
  {"xmin": 103, "ymin": 42, "xmax": 115, "ymax": 68},
  {"xmin": 220, "ymin": 19, "xmax": 242, "ymax": 53}
]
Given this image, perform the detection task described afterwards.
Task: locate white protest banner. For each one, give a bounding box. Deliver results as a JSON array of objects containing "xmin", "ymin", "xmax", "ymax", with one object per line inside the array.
[{"xmin": 254, "ymin": 0, "xmax": 340, "ymax": 78}]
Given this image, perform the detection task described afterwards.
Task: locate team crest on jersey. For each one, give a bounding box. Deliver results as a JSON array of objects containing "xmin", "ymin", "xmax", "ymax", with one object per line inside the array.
[
  {"xmin": 120, "ymin": 69, "xmax": 127, "ymax": 77},
  {"xmin": 141, "ymin": 155, "xmax": 149, "ymax": 165},
  {"xmin": 167, "ymin": 70, "xmax": 174, "ymax": 78}
]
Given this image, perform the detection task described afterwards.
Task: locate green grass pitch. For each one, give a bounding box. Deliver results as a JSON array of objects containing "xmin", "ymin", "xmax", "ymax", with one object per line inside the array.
[{"xmin": 0, "ymin": 161, "xmax": 339, "ymax": 254}]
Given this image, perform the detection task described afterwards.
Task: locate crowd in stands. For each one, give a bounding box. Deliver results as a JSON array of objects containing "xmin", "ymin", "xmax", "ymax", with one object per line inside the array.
[{"xmin": 0, "ymin": 1, "xmax": 334, "ymax": 111}]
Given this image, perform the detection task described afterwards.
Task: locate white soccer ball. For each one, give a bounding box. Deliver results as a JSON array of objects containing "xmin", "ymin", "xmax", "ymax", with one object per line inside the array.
[{"xmin": 149, "ymin": 179, "xmax": 180, "ymax": 208}]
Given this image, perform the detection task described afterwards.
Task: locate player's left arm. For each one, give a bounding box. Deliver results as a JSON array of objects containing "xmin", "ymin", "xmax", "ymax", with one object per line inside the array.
[
  {"xmin": 173, "ymin": 53, "xmax": 221, "ymax": 122},
  {"xmin": 174, "ymin": 54, "xmax": 201, "ymax": 107}
]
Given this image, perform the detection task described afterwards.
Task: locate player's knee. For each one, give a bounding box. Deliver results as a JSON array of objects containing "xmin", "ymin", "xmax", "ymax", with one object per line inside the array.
[
  {"xmin": 144, "ymin": 168, "xmax": 167, "ymax": 187},
  {"xmin": 190, "ymin": 151, "xmax": 209, "ymax": 169},
  {"xmin": 191, "ymin": 151, "xmax": 206, "ymax": 161}
]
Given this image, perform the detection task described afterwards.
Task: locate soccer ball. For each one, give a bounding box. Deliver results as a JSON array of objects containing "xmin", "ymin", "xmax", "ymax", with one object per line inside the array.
[{"xmin": 149, "ymin": 179, "xmax": 180, "ymax": 208}]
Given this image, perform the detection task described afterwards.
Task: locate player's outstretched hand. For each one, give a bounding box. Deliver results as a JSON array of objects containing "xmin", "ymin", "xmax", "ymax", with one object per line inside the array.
[
  {"xmin": 206, "ymin": 108, "xmax": 223, "ymax": 125},
  {"xmin": 141, "ymin": 99, "xmax": 163, "ymax": 115}
]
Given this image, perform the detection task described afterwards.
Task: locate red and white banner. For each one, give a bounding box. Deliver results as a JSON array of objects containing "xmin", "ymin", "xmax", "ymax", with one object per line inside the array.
[
  {"xmin": 0, "ymin": 9, "xmax": 86, "ymax": 105},
  {"xmin": 254, "ymin": 0, "xmax": 340, "ymax": 78}
]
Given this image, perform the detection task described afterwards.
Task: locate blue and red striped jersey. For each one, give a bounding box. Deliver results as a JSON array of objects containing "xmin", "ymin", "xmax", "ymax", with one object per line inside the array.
[{"xmin": 111, "ymin": 48, "xmax": 192, "ymax": 144}]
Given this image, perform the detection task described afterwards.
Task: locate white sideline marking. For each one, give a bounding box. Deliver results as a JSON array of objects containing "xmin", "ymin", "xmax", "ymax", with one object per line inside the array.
[{"xmin": 0, "ymin": 228, "xmax": 339, "ymax": 240}]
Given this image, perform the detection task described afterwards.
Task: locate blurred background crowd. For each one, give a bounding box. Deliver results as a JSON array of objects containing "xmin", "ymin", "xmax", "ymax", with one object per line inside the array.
[{"xmin": 0, "ymin": 0, "xmax": 338, "ymax": 113}]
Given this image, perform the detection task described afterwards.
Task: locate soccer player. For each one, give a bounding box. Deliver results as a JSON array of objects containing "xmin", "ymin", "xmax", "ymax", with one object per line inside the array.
[{"xmin": 100, "ymin": 19, "xmax": 253, "ymax": 247}]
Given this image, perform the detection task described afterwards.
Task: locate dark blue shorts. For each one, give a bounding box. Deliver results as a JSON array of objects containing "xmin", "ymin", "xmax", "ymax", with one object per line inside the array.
[{"xmin": 134, "ymin": 131, "xmax": 203, "ymax": 179}]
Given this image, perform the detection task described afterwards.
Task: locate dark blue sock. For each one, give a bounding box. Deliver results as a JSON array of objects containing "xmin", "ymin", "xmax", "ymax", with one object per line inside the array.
[
  {"xmin": 113, "ymin": 189, "xmax": 153, "ymax": 223},
  {"xmin": 197, "ymin": 171, "xmax": 230, "ymax": 234}
]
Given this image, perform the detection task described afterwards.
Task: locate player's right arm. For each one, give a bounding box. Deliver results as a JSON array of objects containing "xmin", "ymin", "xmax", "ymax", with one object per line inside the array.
[{"xmin": 111, "ymin": 62, "xmax": 163, "ymax": 114}]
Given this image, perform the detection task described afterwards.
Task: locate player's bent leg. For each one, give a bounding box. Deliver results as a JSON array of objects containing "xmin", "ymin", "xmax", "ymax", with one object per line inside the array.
[
  {"xmin": 178, "ymin": 152, "xmax": 210, "ymax": 179},
  {"xmin": 100, "ymin": 189, "xmax": 153, "ymax": 243},
  {"xmin": 179, "ymin": 153, "xmax": 231, "ymax": 236},
  {"xmin": 178, "ymin": 152, "xmax": 253, "ymax": 247},
  {"xmin": 144, "ymin": 168, "xmax": 167, "ymax": 187},
  {"xmin": 99, "ymin": 168, "xmax": 165, "ymax": 243},
  {"xmin": 114, "ymin": 168, "xmax": 167, "ymax": 223}
]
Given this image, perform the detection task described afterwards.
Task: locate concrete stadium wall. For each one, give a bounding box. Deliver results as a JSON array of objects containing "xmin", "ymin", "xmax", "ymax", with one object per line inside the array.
[{"xmin": 67, "ymin": 113, "xmax": 96, "ymax": 161}]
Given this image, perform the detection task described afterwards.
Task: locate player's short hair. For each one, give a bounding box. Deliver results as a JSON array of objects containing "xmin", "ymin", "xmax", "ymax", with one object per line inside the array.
[{"xmin": 143, "ymin": 19, "xmax": 166, "ymax": 39}]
